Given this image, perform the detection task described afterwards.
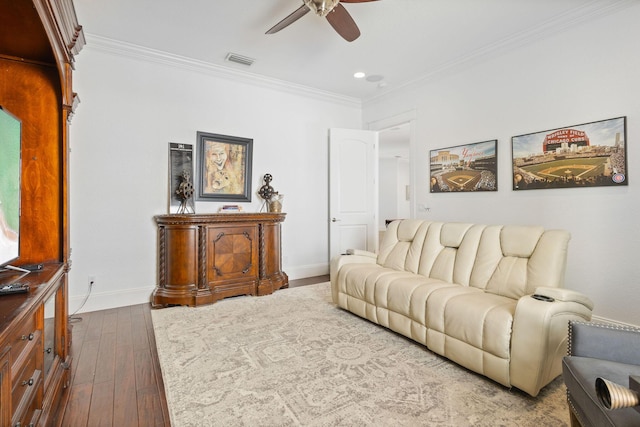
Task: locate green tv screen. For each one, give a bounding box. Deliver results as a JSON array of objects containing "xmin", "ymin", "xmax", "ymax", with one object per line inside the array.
[{"xmin": 0, "ymin": 106, "xmax": 21, "ymax": 266}]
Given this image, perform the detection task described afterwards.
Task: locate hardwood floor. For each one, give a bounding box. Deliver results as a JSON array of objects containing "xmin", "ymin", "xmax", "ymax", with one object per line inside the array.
[{"xmin": 60, "ymin": 275, "xmax": 328, "ymax": 426}]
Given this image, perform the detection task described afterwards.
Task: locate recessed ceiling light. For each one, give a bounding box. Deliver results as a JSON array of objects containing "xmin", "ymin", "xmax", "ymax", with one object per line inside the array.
[{"xmin": 353, "ymin": 71, "xmax": 366, "ymax": 79}]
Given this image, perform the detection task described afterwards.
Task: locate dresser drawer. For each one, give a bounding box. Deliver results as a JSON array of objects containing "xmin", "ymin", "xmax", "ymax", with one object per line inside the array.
[
  {"xmin": 11, "ymin": 344, "xmax": 41, "ymax": 416},
  {"xmin": 11, "ymin": 371, "xmax": 42, "ymax": 427},
  {"xmin": 9, "ymin": 314, "xmax": 37, "ymax": 364}
]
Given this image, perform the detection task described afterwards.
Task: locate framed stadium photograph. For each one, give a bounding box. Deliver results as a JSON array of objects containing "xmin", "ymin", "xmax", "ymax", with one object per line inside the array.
[
  {"xmin": 512, "ymin": 117, "xmax": 627, "ymax": 190},
  {"xmin": 429, "ymin": 140, "xmax": 497, "ymax": 192}
]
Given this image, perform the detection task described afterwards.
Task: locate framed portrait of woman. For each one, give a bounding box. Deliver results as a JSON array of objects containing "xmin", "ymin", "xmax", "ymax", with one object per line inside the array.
[{"xmin": 196, "ymin": 132, "xmax": 253, "ymax": 202}]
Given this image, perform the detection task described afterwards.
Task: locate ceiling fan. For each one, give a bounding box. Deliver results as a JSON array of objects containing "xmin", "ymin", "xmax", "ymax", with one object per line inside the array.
[{"xmin": 266, "ymin": 0, "xmax": 379, "ymax": 42}]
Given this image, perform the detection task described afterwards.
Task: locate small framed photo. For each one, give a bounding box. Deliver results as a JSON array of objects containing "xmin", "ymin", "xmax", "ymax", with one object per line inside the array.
[
  {"xmin": 512, "ymin": 117, "xmax": 627, "ymax": 190},
  {"xmin": 429, "ymin": 140, "xmax": 498, "ymax": 192},
  {"xmin": 197, "ymin": 132, "xmax": 253, "ymax": 202}
]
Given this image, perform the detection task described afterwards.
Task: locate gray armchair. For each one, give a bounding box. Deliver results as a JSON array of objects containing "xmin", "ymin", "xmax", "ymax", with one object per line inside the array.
[{"xmin": 562, "ymin": 321, "xmax": 640, "ymax": 426}]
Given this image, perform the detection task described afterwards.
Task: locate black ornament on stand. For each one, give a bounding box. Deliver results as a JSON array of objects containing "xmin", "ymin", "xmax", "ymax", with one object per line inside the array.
[
  {"xmin": 258, "ymin": 173, "xmax": 283, "ymax": 212},
  {"xmin": 176, "ymin": 170, "xmax": 195, "ymax": 214}
]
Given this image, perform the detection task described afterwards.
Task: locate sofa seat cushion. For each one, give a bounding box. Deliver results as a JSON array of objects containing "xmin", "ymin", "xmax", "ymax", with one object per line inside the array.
[
  {"xmin": 443, "ymin": 292, "xmax": 516, "ymax": 359},
  {"xmin": 338, "ymin": 263, "xmax": 454, "ymax": 333},
  {"xmin": 423, "ymin": 289, "xmax": 516, "ymax": 386},
  {"xmin": 376, "ymin": 276, "xmax": 457, "ymax": 345},
  {"xmin": 562, "ymin": 356, "xmax": 640, "ymax": 427},
  {"xmin": 339, "ymin": 263, "xmax": 419, "ymax": 305},
  {"xmin": 337, "ymin": 263, "xmax": 420, "ymax": 323}
]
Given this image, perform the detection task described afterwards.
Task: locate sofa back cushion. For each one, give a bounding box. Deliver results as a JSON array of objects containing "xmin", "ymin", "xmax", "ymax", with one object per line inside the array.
[
  {"xmin": 473, "ymin": 225, "xmax": 570, "ymax": 299},
  {"xmin": 379, "ymin": 220, "xmax": 571, "ymax": 300},
  {"xmin": 480, "ymin": 225, "xmax": 543, "ymax": 298},
  {"xmin": 377, "ymin": 220, "xmax": 429, "ymax": 273},
  {"xmin": 417, "ymin": 223, "xmax": 484, "ymax": 286}
]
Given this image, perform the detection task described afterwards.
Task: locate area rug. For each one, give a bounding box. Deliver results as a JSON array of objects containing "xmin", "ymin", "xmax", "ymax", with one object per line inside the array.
[{"xmin": 151, "ymin": 283, "xmax": 570, "ymax": 426}]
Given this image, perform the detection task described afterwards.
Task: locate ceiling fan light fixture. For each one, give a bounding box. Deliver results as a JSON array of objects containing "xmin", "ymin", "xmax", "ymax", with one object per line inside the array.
[{"xmin": 304, "ymin": 0, "xmax": 340, "ymax": 17}]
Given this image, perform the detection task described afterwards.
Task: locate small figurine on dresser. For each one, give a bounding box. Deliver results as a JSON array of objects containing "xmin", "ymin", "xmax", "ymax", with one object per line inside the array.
[
  {"xmin": 175, "ymin": 170, "xmax": 195, "ymax": 214},
  {"xmin": 258, "ymin": 173, "xmax": 284, "ymax": 213}
]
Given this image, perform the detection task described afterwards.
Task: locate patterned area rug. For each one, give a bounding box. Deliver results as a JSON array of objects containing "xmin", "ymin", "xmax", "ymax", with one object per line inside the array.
[{"xmin": 151, "ymin": 283, "xmax": 570, "ymax": 426}]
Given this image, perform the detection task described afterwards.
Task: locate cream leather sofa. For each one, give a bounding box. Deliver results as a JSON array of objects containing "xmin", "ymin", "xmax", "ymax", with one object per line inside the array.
[{"xmin": 330, "ymin": 220, "xmax": 594, "ymax": 397}]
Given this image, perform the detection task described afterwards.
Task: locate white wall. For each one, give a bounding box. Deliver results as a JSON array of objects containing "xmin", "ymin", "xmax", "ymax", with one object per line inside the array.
[
  {"xmin": 69, "ymin": 41, "xmax": 361, "ymax": 313},
  {"xmin": 397, "ymin": 158, "xmax": 410, "ymax": 219},
  {"xmin": 363, "ymin": 5, "xmax": 640, "ymax": 326},
  {"xmin": 378, "ymin": 158, "xmax": 397, "ymax": 229},
  {"xmin": 379, "ymin": 157, "xmax": 410, "ymax": 229}
]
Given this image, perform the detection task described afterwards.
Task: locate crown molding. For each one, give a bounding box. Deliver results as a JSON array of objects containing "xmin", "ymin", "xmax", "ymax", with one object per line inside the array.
[
  {"xmin": 83, "ymin": 34, "xmax": 362, "ymax": 109},
  {"xmin": 363, "ymin": 0, "xmax": 637, "ymax": 107}
]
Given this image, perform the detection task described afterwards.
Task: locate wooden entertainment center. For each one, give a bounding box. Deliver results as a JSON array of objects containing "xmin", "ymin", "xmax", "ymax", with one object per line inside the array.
[
  {"xmin": 152, "ymin": 213, "xmax": 288, "ymax": 307},
  {"xmin": 0, "ymin": 0, "xmax": 84, "ymax": 425}
]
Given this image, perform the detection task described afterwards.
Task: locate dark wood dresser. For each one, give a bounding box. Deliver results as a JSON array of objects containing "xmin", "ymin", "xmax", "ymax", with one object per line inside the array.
[
  {"xmin": 0, "ymin": 0, "xmax": 84, "ymax": 424},
  {"xmin": 0, "ymin": 265, "xmax": 69, "ymax": 427},
  {"xmin": 152, "ymin": 213, "xmax": 288, "ymax": 307}
]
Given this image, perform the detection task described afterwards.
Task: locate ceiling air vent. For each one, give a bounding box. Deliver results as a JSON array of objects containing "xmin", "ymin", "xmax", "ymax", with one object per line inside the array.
[{"xmin": 225, "ymin": 52, "xmax": 255, "ymax": 67}]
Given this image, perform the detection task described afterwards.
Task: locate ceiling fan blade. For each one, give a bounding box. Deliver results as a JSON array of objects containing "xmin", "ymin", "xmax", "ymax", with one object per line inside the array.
[
  {"xmin": 340, "ymin": 0, "xmax": 379, "ymax": 3},
  {"xmin": 266, "ymin": 5, "xmax": 310, "ymax": 34},
  {"xmin": 325, "ymin": 3, "xmax": 360, "ymax": 42}
]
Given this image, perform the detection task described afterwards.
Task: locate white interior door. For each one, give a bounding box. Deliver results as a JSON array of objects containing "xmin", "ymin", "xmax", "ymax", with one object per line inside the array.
[{"xmin": 329, "ymin": 128, "xmax": 378, "ymax": 260}]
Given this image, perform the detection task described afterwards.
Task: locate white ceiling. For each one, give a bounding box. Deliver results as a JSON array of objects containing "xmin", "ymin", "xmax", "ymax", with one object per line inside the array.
[{"xmin": 73, "ymin": 0, "xmax": 630, "ymax": 101}]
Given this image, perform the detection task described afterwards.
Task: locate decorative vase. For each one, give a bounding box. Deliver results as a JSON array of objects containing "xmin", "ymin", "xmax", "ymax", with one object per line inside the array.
[{"xmin": 268, "ymin": 194, "xmax": 284, "ymax": 213}]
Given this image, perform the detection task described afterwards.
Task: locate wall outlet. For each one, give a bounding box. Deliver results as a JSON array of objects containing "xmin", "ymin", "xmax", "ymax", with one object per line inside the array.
[{"xmin": 88, "ymin": 276, "xmax": 96, "ymax": 288}]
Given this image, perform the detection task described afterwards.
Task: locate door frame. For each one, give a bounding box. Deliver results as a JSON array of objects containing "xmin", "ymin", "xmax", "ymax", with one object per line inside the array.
[{"xmin": 367, "ymin": 110, "xmax": 417, "ymax": 219}]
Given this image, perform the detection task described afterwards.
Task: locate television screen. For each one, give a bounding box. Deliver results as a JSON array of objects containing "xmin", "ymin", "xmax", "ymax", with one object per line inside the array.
[{"xmin": 0, "ymin": 106, "xmax": 21, "ymax": 267}]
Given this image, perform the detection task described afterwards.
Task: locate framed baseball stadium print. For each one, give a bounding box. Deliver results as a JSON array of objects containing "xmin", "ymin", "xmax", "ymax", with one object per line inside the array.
[
  {"xmin": 429, "ymin": 140, "xmax": 497, "ymax": 192},
  {"xmin": 512, "ymin": 117, "xmax": 627, "ymax": 190},
  {"xmin": 197, "ymin": 132, "xmax": 253, "ymax": 202}
]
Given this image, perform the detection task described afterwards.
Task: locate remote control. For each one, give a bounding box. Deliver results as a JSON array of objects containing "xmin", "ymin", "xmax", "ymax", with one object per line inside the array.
[
  {"xmin": 531, "ymin": 294, "xmax": 555, "ymax": 302},
  {"xmin": 0, "ymin": 283, "xmax": 30, "ymax": 295}
]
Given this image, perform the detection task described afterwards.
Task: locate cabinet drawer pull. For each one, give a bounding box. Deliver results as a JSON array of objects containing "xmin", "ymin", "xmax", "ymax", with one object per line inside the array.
[
  {"xmin": 45, "ymin": 347, "xmax": 52, "ymax": 354},
  {"xmin": 21, "ymin": 333, "xmax": 34, "ymax": 341},
  {"xmin": 21, "ymin": 378, "xmax": 34, "ymax": 387}
]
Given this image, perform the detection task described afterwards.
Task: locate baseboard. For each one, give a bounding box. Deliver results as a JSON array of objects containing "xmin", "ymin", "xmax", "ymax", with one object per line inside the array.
[
  {"xmin": 69, "ymin": 286, "xmax": 153, "ymax": 314},
  {"xmin": 68, "ymin": 265, "xmax": 330, "ymax": 314},
  {"xmin": 283, "ymin": 263, "xmax": 329, "ymax": 280},
  {"xmin": 591, "ymin": 314, "xmax": 640, "ymax": 329}
]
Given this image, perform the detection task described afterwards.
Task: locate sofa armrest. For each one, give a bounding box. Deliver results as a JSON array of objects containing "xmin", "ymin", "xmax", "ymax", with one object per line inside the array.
[
  {"xmin": 533, "ymin": 286, "xmax": 594, "ymax": 310},
  {"xmin": 330, "ymin": 251, "xmax": 378, "ymax": 303},
  {"xmin": 509, "ymin": 290, "xmax": 593, "ymax": 396},
  {"xmin": 345, "ymin": 248, "xmax": 377, "ymax": 258},
  {"xmin": 567, "ymin": 320, "xmax": 640, "ymax": 364}
]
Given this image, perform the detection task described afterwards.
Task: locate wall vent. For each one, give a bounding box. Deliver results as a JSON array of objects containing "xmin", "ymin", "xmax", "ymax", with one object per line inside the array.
[{"xmin": 225, "ymin": 52, "xmax": 255, "ymax": 66}]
